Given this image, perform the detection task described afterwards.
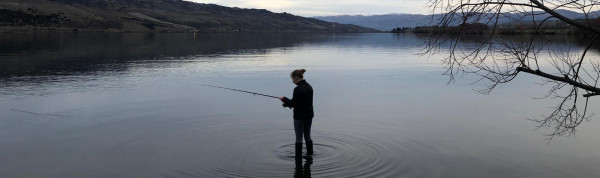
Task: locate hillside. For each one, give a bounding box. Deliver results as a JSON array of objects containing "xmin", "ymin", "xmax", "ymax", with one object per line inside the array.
[
  {"xmin": 0, "ymin": 0, "xmax": 380, "ymax": 33},
  {"xmin": 314, "ymin": 10, "xmax": 600, "ymax": 31}
]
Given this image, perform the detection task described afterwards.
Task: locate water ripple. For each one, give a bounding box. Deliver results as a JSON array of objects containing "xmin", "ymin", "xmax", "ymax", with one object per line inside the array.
[{"xmin": 171, "ymin": 123, "xmax": 414, "ymax": 178}]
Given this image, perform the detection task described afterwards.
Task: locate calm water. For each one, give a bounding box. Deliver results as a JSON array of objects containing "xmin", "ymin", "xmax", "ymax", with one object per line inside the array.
[{"xmin": 1, "ymin": 33, "xmax": 599, "ymax": 177}]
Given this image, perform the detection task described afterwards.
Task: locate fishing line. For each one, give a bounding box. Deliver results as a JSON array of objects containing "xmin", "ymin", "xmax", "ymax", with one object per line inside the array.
[
  {"xmin": 10, "ymin": 109, "xmax": 71, "ymax": 118},
  {"xmin": 203, "ymin": 85, "xmax": 286, "ymax": 177},
  {"xmin": 238, "ymin": 144, "xmax": 253, "ymax": 177}
]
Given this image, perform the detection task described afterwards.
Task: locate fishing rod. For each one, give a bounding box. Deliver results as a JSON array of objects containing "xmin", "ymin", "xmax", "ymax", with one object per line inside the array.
[{"xmin": 202, "ymin": 85, "xmax": 280, "ymax": 99}]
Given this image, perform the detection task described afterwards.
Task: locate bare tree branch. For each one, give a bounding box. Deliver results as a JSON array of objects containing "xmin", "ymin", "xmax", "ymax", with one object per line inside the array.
[{"xmin": 425, "ymin": 0, "xmax": 600, "ymax": 139}]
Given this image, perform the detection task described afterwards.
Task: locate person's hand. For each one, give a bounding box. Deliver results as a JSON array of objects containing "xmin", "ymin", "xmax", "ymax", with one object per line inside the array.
[
  {"xmin": 281, "ymin": 102, "xmax": 292, "ymax": 109},
  {"xmin": 280, "ymin": 97, "xmax": 291, "ymax": 108}
]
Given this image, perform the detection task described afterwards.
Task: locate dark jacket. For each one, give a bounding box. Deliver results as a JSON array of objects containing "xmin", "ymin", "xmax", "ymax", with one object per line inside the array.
[{"xmin": 283, "ymin": 80, "xmax": 314, "ymax": 120}]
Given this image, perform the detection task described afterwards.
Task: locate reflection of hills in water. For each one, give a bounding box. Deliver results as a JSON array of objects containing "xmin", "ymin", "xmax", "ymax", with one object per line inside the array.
[
  {"xmin": 0, "ymin": 33, "xmax": 330, "ymax": 77},
  {"xmin": 0, "ymin": 33, "xmax": 433, "ymax": 78},
  {"xmin": 419, "ymin": 34, "xmax": 600, "ymax": 56},
  {"xmin": 1, "ymin": 33, "xmax": 599, "ymax": 78}
]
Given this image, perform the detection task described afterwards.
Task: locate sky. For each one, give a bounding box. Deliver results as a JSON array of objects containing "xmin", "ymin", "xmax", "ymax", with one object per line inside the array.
[{"xmin": 187, "ymin": 0, "xmax": 431, "ymax": 17}]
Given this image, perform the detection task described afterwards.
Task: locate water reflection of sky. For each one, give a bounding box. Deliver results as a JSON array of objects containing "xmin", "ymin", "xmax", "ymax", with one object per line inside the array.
[{"xmin": 0, "ymin": 33, "xmax": 599, "ymax": 177}]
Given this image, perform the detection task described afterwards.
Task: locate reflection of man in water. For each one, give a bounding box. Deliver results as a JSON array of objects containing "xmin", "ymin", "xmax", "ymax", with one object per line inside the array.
[{"xmin": 295, "ymin": 157, "xmax": 312, "ymax": 178}]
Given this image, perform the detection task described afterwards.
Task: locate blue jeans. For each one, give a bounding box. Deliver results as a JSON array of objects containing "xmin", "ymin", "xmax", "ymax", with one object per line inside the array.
[{"xmin": 294, "ymin": 119, "xmax": 312, "ymax": 143}]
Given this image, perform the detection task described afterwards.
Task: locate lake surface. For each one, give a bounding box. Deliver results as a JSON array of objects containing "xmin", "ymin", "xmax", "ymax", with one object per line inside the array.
[{"xmin": 0, "ymin": 33, "xmax": 599, "ymax": 177}]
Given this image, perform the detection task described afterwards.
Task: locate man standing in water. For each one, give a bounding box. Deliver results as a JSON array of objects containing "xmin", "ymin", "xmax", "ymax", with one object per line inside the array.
[{"xmin": 281, "ymin": 69, "xmax": 314, "ymax": 158}]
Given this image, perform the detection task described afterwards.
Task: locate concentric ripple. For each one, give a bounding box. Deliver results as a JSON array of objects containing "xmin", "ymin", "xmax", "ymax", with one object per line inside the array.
[{"xmin": 175, "ymin": 122, "xmax": 416, "ymax": 178}]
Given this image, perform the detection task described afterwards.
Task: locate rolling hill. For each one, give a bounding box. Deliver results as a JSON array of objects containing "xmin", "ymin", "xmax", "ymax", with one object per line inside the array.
[{"xmin": 0, "ymin": 0, "xmax": 380, "ymax": 33}]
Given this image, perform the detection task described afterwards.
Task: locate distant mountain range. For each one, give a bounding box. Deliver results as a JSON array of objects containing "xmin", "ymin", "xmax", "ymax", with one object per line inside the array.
[
  {"xmin": 314, "ymin": 10, "xmax": 600, "ymax": 31},
  {"xmin": 314, "ymin": 14, "xmax": 433, "ymax": 31},
  {"xmin": 0, "ymin": 0, "xmax": 379, "ymax": 33}
]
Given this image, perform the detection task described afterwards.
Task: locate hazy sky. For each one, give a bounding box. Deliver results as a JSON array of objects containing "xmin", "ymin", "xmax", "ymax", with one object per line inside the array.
[{"xmin": 188, "ymin": 0, "xmax": 431, "ymax": 17}]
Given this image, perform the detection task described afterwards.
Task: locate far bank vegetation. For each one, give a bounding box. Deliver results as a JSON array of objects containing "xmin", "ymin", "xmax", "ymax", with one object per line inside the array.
[{"xmin": 392, "ymin": 18, "xmax": 600, "ymax": 36}]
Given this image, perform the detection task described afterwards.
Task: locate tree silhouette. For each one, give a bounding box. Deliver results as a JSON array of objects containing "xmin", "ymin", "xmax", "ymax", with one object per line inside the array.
[{"xmin": 425, "ymin": 0, "xmax": 600, "ymax": 140}]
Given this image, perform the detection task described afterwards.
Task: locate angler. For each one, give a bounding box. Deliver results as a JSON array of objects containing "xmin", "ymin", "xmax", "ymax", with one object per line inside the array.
[
  {"xmin": 281, "ymin": 69, "xmax": 314, "ymax": 158},
  {"xmin": 202, "ymin": 68, "xmax": 315, "ymax": 159}
]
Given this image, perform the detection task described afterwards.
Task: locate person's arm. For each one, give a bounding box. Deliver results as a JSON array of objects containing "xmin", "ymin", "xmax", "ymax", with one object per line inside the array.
[{"xmin": 281, "ymin": 88, "xmax": 299, "ymax": 108}]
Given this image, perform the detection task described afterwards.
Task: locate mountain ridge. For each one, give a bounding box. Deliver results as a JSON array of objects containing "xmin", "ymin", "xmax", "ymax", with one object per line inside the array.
[
  {"xmin": 314, "ymin": 9, "xmax": 600, "ymax": 31},
  {"xmin": 0, "ymin": 0, "xmax": 380, "ymax": 33}
]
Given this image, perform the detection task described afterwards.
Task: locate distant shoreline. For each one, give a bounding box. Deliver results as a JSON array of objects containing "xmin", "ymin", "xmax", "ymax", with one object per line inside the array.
[
  {"xmin": 391, "ymin": 24, "xmax": 587, "ymax": 35},
  {"xmin": 0, "ymin": 26, "xmax": 385, "ymax": 33},
  {"xmin": 392, "ymin": 29, "xmax": 581, "ymax": 35}
]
